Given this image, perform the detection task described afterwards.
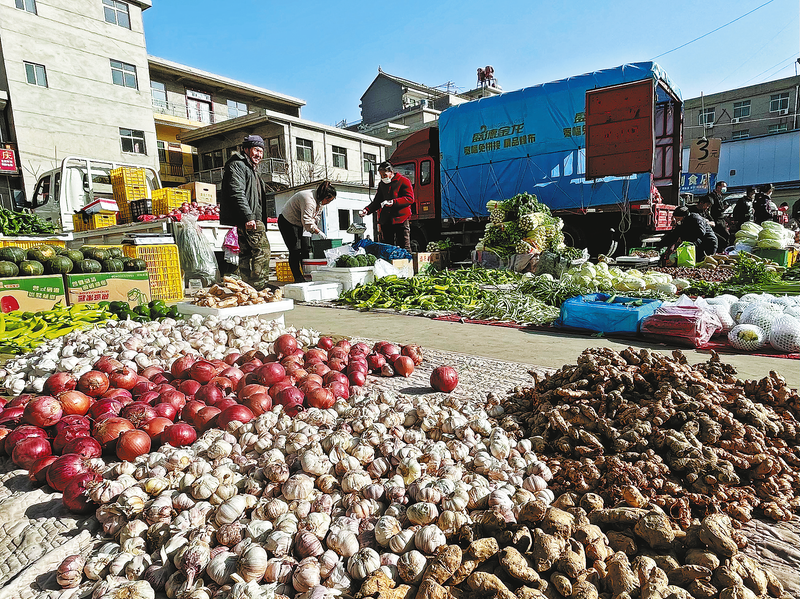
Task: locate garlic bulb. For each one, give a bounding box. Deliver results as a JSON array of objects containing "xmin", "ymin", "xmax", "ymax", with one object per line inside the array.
[
  {"xmin": 283, "ymin": 473, "xmax": 315, "ymax": 500},
  {"xmin": 96, "ymin": 580, "xmax": 156, "ymax": 599},
  {"xmin": 398, "ymin": 550, "xmax": 427, "ymax": 584},
  {"xmin": 374, "ymin": 516, "xmax": 402, "ymax": 547},
  {"xmin": 56, "ymin": 555, "xmax": 85, "ymax": 588},
  {"xmin": 263, "ymin": 557, "xmax": 295, "ymax": 584},
  {"xmin": 236, "ymin": 544, "xmax": 268, "ymax": 582},
  {"xmin": 216, "ymin": 495, "xmax": 248, "ymax": 526},
  {"xmin": 406, "ymin": 502, "xmax": 439, "ymax": 526},
  {"xmin": 346, "ymin": 547, "xmax": 381, "ymax": 580},
  {"xmin": 388, "ymin": 529, "xmax": 416, "ymax": 554},
  {"xmin": 414, "ymin": 525, "xmax": 446, "ymax": 555},
  {"xmin": 292, "ymin": 557, "xmax": 321, "ymax": 593},
  {"xmin": 294, "ymin": 530, "xmax": 324, "ymax": 559},
  {"xmin": 207, "ymin": 551, "xmax": 238, "ymax": 585},
  {"xmin": 326, "ymin": 529, "xmax": 359, "ymax": 558}
]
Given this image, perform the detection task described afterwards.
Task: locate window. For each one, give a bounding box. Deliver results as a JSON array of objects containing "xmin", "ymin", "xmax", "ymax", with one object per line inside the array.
[
  {"xmin": 363, "ymin": 152, "xmax": 377, "ymax": 173},
  {"xmin": 731, "ymin": 130, "xmax": 750, "ymax": 140},
  {"xmin": 227, "ymin": 100, "xmax": 247, "ymax": 118},
  {"xmin": 267, "ymin": 137, "xmax": 282, "ymax": 159},
  {"xmin": 394, "ymin": 163, "xmax": 415, "ymax": 185},
  {"xmin": 351, "ymin": 209, "xmax": 363, "ymax": 225},
  {"xmin": 110, "ymin": 60, "xmax": 137, "ymax": 89},
  {"xmin": 768, "ymin": 123, "xmax": 788, "ymax": 134},
  {"xmin": 296, "ymin": 138, "xmax": 313, "ymax": 162},
  {"xmin": 186, "ymin": 90, "xmax": 213, "ymax": 123},
  {"xmin": 420, "ymin": 160, "xmax": 432, "ymax": 185},
  {"xmin": 120, "ymin": 128, "xmax": 146, "ymax": 154},
  {"xmin": 332, "ymin": 146, "xmax": 347, "ymax": 169},
  {"xmin": 698, "ymin": 107, "xmax": 715, "ymax": 126},
  {"xmin": 338, "ymin": 209, "xmax": 350, "ymax": 230},
  {"xmin": 157, "ymin": 141, "xmax": 167, "ymax": 164},
  {"xmin": 151, "ymin": 81, "xmax": 167, "ymax": 108},
  {"xmin": 103, "ymin": 0, "xmax": 130, "ymax": 28},
  {"xmin": 770, "ymin": 93, "xmax": 790, "ymax": 112},
  {"xmin": 24, "ymin": 62, "xmax": 47, "ymax": 87},
  {"xmin": 15, "ymin": 0, "xmax": 37, "ymax": 13},
  {"xmin": 733, "ymin": 100, "xmax": 750, "ymax": 119}
]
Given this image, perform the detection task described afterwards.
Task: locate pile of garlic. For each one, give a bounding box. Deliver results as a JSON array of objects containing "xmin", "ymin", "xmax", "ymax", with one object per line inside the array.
[
  {"xmin": 0, "ymin": 315, "xmax": 319, "ymax": 396},
  {"xmin": 60, "ymin": 385, "xmax": 554, "ymax": 599}
]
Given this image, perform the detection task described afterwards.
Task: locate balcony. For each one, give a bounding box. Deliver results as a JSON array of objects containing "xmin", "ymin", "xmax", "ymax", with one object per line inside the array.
[
  {"xmin": 187, "ymin": 158, "xmax": 289, "ymax": 184},
  {"xmin": 152, "ymin": 99, "xmax": 230, "ymax": 125},
  {"xmin": 159, "ymin": 163, "xmax": 188, "ymax": 178}
]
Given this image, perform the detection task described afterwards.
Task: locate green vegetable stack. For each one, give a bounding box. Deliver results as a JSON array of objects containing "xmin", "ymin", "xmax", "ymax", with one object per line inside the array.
[
  {"xmin": 0, "ymin": 207, "xmax": 58, "ymax": 235},
  {"xmin": 0, "ymin": 245, "xmax": 147, "ymax": 278},
  {"xmin": 103, "ymin": 299, "xmax": 179, "ymax": 323},
  {"xmin": 335, "ymin": 254, "xmax": 377, "ymax": 268}
]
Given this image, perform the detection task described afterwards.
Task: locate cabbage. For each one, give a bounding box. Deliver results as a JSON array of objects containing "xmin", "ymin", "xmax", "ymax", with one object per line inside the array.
[
  {"xmin": 673, "ymin": 278, "xmax": 690, "ymax": 291},
  {"xmin": 756, "ymin": 239, "xmax": 785, "ymax": 249},
  {"xmin": 656, "ymin": 283, "xmax": 677, "ymax": 295},
  {"xmin": 739, "ymin": 222, "xmax": 762, "ymax": 236},
  {"xmin": 769, "ymin": 316, "xmax": 800, "ymax": 353}
]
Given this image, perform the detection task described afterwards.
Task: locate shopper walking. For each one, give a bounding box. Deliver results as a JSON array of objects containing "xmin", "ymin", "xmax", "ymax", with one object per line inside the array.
[
  {"xmin": 279, "ymin": 181, "xmax": 337, "ymax": 283},
  {"xmin": 220, "ymin": 135, "xmax": 271, "ymax": 290}
]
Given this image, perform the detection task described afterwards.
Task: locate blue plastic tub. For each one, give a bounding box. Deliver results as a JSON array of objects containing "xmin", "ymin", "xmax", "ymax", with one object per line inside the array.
[{"xmin": 558, "ymin": 293, "xmax": 663, "ymax": 335}]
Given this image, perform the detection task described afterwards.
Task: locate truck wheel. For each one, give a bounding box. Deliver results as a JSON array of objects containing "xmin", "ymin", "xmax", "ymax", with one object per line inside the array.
[
  {"xmin": 561, "ymin": 224, "xmax": 585, "ymax": 250},
  {"xmin": 410, "ymin": 227, "xmax": 427, "ymax": 253}
]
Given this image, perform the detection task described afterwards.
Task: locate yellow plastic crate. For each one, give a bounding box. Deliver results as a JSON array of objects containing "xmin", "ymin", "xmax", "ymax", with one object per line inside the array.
[
  {"xmin": 276, "ymin": 261, "xmax": 293, "ymax": 282},
  {"xmin": 151, "ymin": 188, "xmax": 192, "ymax": 216},
  {"xmin": 72, "ymin": 212, "xmax": 117, "ymax": 232},
  {"xmin": 123, "ymin": 244, "xmax": 183, "ymax": 301},
  {"xmin": 110, "ymin": 167, "xmax": 147, "ymax": 188},
  {"xmin": 113, "ymin": 187, "xmax": 149, "ymax": 224},
  {"xmin": 0, "ymin": 238, "xmax": 66, "ymax": 248}
]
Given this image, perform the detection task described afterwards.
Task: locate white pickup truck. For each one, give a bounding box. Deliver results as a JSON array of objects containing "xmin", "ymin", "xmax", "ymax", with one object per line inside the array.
[{"xmin": 24, "ymin": 156, "xmax": 286, "ymax": 253}]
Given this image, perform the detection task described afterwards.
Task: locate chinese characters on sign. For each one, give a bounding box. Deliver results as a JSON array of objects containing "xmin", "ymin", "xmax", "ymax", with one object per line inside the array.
[
  {"xmin": 0, "ymin": 149, "xmax": 17, "ymax": 173},
  {"xmin": 77, "ymin": 291, "xmax": 110, "ymax": 302},
  {"xmin": 563, "ymin": 112, "xmax": 586, "ymax": 138},
  {"xmin": 688, "ymin": 138, "xmax": 721, "ymax": 174},
  {"xmin": 464, "ymin": 123, "xmax": 536, "ymax": 155}
]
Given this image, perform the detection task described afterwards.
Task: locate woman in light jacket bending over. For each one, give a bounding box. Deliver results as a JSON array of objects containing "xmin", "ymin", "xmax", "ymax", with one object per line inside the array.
[{"xmin": 278, "ymin": 181, "xmax": 337, "ymax": 283}]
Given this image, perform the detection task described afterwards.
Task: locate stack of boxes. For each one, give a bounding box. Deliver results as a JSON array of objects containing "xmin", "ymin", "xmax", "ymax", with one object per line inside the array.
[{"xmin": 110, "ymin": 167, "xmax": 148, "ymax": 224}]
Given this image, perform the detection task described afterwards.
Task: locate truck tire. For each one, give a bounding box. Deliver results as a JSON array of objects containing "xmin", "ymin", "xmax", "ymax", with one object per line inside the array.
[
  {"xmin": 561, "ymin": 223, "xmax": 585, "ymax": 250},
  {"xmin": 410, "ymin": 225, "xmax": 427, "ymax": 254}
]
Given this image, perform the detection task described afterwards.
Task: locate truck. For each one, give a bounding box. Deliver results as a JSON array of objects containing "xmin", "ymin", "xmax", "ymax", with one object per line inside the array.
[{"xmin": 389, "ymin": 62, "xmax": 683, "ymax": 257}]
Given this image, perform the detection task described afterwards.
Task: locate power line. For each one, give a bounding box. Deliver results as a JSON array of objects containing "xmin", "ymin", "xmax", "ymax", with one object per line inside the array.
[
  {"xmin": 716, "ymin": 17, "xmax": 798, "ymax": 85},
  {"xmin": 742, "ymin": 53, "xmax": 798, "ymax": 84},
  {"xmin": 650, "ymin": 0, "xmax": 776, "ymax": 60}
]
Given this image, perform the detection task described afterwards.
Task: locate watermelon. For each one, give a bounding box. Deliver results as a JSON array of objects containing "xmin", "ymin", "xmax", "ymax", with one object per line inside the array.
[
  {"xmin": 19, "ymin": 260, "xmax": 44, "ymax": 276},
  {"xmin": 102, "ymin": 259, "xmax": 124, "ymax": 273},
  {"xmin": 45, "ymin": 256, "xmax": 73, "ymax": 274},
  {"xmin": 81, "ymin": 247, "xmax": 110, "ymax": 261},
  {"xmin": 0, "ymin": 261, "xmax": 19, "ymax": 277},
  {"xmin": 64, "ymin": 250, "xmax": 84, "ymax": 263},
  {"xmin": 124, "ymin": 259, "xmax": 148, "ymax": 271},
  {"xmin": 0, "ymin": 247, "xmax": 27, "ymax": 264},
  {"xmin": 76, "ymin": 259, "xmax": 102, "ymax": 274}
]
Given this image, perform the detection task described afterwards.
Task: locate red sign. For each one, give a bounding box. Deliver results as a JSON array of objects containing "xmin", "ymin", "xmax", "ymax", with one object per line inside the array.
[{"xmin": 0, "ymin": 149, "xmax": 17, "ymax": 173}]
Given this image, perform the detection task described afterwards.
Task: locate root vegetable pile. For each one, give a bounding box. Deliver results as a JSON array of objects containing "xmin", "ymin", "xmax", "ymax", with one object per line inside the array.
[
  {"xmin": 502, "ymin": 347, "xmax": 800, "ymax": 528},
  {"xmin": 192, "ymin": 277, "xmax": 283, "ymax": 308}
]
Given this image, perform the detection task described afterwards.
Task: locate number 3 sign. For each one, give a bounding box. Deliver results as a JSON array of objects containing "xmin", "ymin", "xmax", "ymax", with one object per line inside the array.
[{"xmin": 688, "ymin": 138, "xmax": 721, "ymax": 174}]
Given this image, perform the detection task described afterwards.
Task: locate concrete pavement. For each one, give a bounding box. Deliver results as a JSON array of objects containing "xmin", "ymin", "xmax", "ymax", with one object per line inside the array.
[{"xmin": 284, "ymin": 304, "xmax": 799, "ymax": 388}]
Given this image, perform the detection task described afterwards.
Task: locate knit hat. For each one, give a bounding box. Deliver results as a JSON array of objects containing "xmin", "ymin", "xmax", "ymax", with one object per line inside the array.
[
  {"xmin": 674, "ymin": 206, "xmax": 689, "ymax": 218},
  {"xmin": 242, "ymin": 135, "xmax": 265, "ymax": 149}
]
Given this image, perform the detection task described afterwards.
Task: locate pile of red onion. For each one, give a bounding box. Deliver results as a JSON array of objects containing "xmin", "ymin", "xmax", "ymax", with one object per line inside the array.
[{"xmin": 0, "ymin": 333, "xmax": 440, "ymax": 514}]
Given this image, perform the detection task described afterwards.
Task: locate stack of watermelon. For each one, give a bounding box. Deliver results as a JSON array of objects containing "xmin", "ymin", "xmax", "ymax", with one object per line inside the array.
[{"xmin": 0, "ymin": 245, "xmax": 147, "ymax": 278}]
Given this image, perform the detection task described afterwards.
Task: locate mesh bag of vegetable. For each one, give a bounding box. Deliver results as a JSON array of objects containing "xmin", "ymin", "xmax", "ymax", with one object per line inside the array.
[
  {"xmin": 740, "ymin": 303, "xmax": 783, "ymax": 337},
  {"xmin": 729, "ymin": 300, "xmax": 752, "ymax": 322},
  {"xmin": 710, "ymin": 304, "xmax": 735, "ymax": 333},
  {"xmin": 728, "ymin": 324, "xmax": 766, "ymax": 351},
  {"xmin": 769, "ymin": 316, "xmax": 800, "ymax": 353}
]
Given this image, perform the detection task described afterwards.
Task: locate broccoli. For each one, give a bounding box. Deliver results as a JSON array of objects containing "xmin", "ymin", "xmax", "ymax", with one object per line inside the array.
[
  {"xmin": 356, "ymin": 255, "xmax": 368, "ymax": 267},
  {"xmin": 365, "ymin": 254, "xmax": 377, "ymax": 266},
  {"xmin": 336, "ymin": 255, "xmax": 358, "ymax": 268}
]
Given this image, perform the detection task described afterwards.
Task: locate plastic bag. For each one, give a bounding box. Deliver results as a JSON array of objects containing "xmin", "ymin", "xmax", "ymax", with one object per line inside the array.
[
  {"xmin": 174, "ymin": 213, "xmax": 218, "ymax": 285},
  {"xmin": 373, "ymin": 258, "xmax": 402, "ymax": 279},
  {"xmin": 223, "ymin": 227, "xmax": 239, "ymax": 266},
  {"xmin": 640, "ymin": 305, "xmax": 722, "ymax": 347},
  {"xmin": 676, "ymin": 242, "xmax": 696, "ymax": 267},
  {"xmin": 324, "ymin": 244, "xmax": 364, "ymax": 267}
]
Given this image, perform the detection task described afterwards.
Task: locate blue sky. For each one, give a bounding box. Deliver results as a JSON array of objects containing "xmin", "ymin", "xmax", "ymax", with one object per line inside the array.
[{"xmin": 143, "ymin": 0, "xmax": 799, "ymax": 126}]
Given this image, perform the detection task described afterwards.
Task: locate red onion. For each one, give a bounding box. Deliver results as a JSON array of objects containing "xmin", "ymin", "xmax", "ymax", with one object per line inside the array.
[
  {"xmin": 153, "ymin": 383, "xmax": 176, "ymax": 394},
  {"xmin": 238, "ymin": 349, "xmax": 266, "ymax": 364},
  {"xmin": 217, "ymin": 405, "xmax": 254, "ymax": 430},
  {"xmin": 131, "ymin": 379, "xmax": 156, "ymax": 398},
  {"xmin": 329, "ymin": 348, "xmax": 349, "ymax": 362},
  {"xmin": 93, "ymin": 417, "xmax": 135, "ymax": 452},
  {"xmin": 87, "ymin": 398, "xmax": 123, "ymax": 421},
  {"xmin": 141, "ymin": 417, "xmax": 173, "ymax": 445},
  {"xmin": 348, "ymin": 371, "xmax": 366, "ymax": 387},
  {"xmin": 47, "ymin": 454, "xmax": 95, "ymax": 492},
  {"xmin": 12, "ymin": 436, "xmax": 52, "ymax": 469},
  {"xmin": 44, "ymin": 372, "xmax": 77, "ymax": 396},
  {"xmin": 328, "ymin": 381, "xmax": 349, "ymax": 400},
  {"xmin": 153, "ymin": 402, "xmax": 177, "ymax": 421},
  {"xmin": 316, "ymin": 337, "xmax": 334, "ymax": 350},
  {"xmin": 239, "ymin": 362, "xmax": 259, "ymax": 375},
  {"xmin": 430, "ymin": 366, "xmax": 458, "ymax": 393},
  {"xmin": 219, "ymin": 367, "xmax": 244, "ymax": 388},
  {"xmin": 243, "ymin": 393, "xmax": 272, "ymax": 416},
  {"xmin": 55, "ymin": 415, "xmax": 90, "ymax": 434},
  {"xmin": 190, "ymin": 360, "xmax": 217, "ymax": 384},
  {"xmin": 380, "ymin": 343, "xmax": 400, "ymax": 358},
  {"xmin": 210, "ymin": 359, "xmax": 227, "ymax": 371},
  {"xmin": 58, "ymin": 390, "xmax": 91, "ymax": 416},
  {"xmin": 138, "ymin": 390, "xmax": 160, "ymax": 405},
  {"xmin": 0, "ymin": 406, "xmax": 24, "ymax": 427},
  {"xmin": 28, "ymin": 455, "xmax": 57, "ymax": 484},
  {"xmin": 305, "ymin": 387, "xmax": 335, "ymax": 410},
  {"xmin": 141, "ymin": 365, "xmax": 165, "ymax": 380},
  {"xmin": 257, "ymin": 363, "xmax": 286, "ymax": 387},
  {"xmin": 275, "ymin": 386, "xmax": 304, "ymax": 408},
  {"xmin": 335, "ymin": 339, "xmax": 351, "ymax": 353},
  {"xmin": 62, "ymin": 471, "xmax": 100, "ymax": 514},
  {"xmin": 162, "ymin": 423, "xmax": 197, "ymax": 447},
  {"xmin": 324, "ymin": 371, "xmax": 349, "ymax": 387},
  {"xmin": 7, "ymin": 393, "xmax": 36, "ymax": 408},
  {"xmin": 53, "ymin": 426, "xmax": 90, "ymax": 454},
  {"xmin": 116, "ymin": 429, "xmax": 151, "ymax": 462},
  {"xmin": 4, "ymin": 425, "xmax": 47, "ymax": 456},
  {"xmin": 283, "ymin": 401, "xmax": 304, "ymax": 417},
  {"xmin": 268, "ymin": 380, "xmax": 294, "ymax": 399},
  {"xmin": 367, "ymin": 353, "xmax": 386, "ymax": 372},
  {"xmin": 77, "ymin": 371, "xmax": 109, "ymax": 397},
  {"xmin": 171, "ymin": 354, "xmax": 197, "ymax": 379},
  {"xmin": 180, "ymin": 400, "xmax": 205, "ymax": 425},
  {"xmin": 307, "ymin": 363, "xmax": 331, "ymax": 377},
  {"xmin": 298, "ymin": 378, "xmax": 322, "ymax": 395},
  {"xmin": 109, "ymin": 367, "xmax": 138, "ymax": 390},
  {"xmin": 327, "ymin": 358, "xmax": 347, "ymax": 372},
  {"xmin": 93, "ymin": 356, "xmax": 123, "ymax": 374},
  {"xmin": 215, "ymin": 399, "xmax": 238, "ymax": 412},
  {"xmin": 120, "ymin": 402, "xmax": 157, "ymax": 427},
  {"xmin": 392, "ymin": 356, "xmax": 415, "ymax": 378},
  {"xmin": 22, "ymin": 396, "xmax": 63, "ymax": 428},
  {"xmin": 209, "ymin": 376, "xmax": 233, "ymax": 395},
  {"xmin": 101, "ymin": 388, "xmax": 132, "ymax": 401},
  {"xmin": 195, "ymin": 406, "xmax": 221, "ymax": 431},
  {"xmin": 195, "ymin": 383, "xmax": 224, "ymax": 406},
  {"xmin": 178, "ymin": 379, "xmax": 202, "ymax": 398},
  {"xmin": 401, "ymin": 344, "xmax": 424, "ymax": 366},
  {"xmin": 274, "ymin": 334, "xmax": 298, "ymax": 358},
  {"xmin": 151, "ymin": 373, "xmax": 172, "ymax": 386},
  {"xmin": 351, "ymin": 342, "xmax": 371, "ymax": 356},
  {"xmin": 62, "ymin": 436, "xmax": 102, "ymax": 458},
  {"xmin": 287, "ymin": 368, "xmax": 308, "ymax": 384},
  {"xmin": 224, "ymin": 352, "xmax": 241, "ymax": 366}
]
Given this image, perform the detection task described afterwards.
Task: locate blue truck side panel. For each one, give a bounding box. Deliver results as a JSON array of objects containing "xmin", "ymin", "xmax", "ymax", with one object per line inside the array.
[{"xmin": 438, "ymin": 62, "xmax": 681, "ymax": 220}]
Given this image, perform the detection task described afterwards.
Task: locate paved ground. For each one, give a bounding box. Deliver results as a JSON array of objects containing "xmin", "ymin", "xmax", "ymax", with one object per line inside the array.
[{"xmin": 285, "ymin": 304, "xmax": 800, "ymax": 388}]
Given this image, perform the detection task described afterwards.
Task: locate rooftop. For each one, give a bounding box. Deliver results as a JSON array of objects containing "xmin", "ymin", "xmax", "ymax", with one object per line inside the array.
[{"xmin": 361, "ymin": 68, "xmax": 472, "ymax": 101}]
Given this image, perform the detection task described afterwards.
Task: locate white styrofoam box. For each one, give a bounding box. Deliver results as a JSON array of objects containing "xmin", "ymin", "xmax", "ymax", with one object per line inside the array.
[
  {"xmin": 83, "ymin": 198, "xmax": 119, "ymax": 214},
  {"xmin": 176, "ymin": 299, "xmax": 294, "ymax": 325},
  {"xmin": 310, "ymin": 266, "xmax": 374, "ymax": 291},
  {"xmin": 301, "ymin": 259, "xmax": 329, "ymax": 274},
  {"xmin": 282, "ymin": 282, "xmax": 342, "ymax": 302}
]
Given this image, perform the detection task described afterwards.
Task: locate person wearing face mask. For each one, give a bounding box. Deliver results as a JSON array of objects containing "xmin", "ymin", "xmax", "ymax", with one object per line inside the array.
[
  {"xmin": 753, "ymin": 183, "xmax": 780, "ymax": 223},
  {"xmin": 220, "ymin": 134, "xmax": 271, "ymax": 290},
  {"xmin": 702, "ymin": 180, "xmax": 729, "ymax": 246},
  {"xmin": 359, "ymin": 161, "xmax": 415, "ymax": 251}
]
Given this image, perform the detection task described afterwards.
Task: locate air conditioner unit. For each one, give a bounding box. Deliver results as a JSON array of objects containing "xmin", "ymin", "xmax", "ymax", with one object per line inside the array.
[
  {"xmin": 706, "ymin": 122, "xmax": 714, "ymax": 128},
  {"xmin": 731, "ymin": 117, "xmax": 740, "ymax": 124},
  {"xmin": 779, "ymin": 108, "xmax": 789, "ymax": 115}
]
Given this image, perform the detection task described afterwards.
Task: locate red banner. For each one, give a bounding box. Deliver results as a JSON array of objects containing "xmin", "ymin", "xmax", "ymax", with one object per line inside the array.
[{"xmin": 0, "ymin": 149, "xmax": 17, "ymax": 173}]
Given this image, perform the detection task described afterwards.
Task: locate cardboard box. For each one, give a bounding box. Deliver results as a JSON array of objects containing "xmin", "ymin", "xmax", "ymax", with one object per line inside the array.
[
  {"xmin": 65, "ymin": 272, "xmax": 151, "ymax": 306},
  {"xmin": 179, "ymin": 182, "xmax": 217, "ymax": 204},
  {"xmin": 391, "ymin": 259, "xmax": 413, "ymax": 278},
  {"xmin": 413, "ymin": 251, "xmax": 449, "ymax": 273},
  {"xmin": 0, "ymin": 274, "xmax": 67, "ymax": 312}
]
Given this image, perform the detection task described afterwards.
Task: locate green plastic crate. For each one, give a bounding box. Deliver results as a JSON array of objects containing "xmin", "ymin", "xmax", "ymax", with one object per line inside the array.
[{"xmin": 312, "ymin": 238, "xmax": 342, "ymax": 258}]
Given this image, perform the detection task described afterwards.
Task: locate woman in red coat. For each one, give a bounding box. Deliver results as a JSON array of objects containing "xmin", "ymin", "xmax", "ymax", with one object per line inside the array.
[{"xmin": 359, "ymin": 161, "xmax": 414, "ymax": 251}]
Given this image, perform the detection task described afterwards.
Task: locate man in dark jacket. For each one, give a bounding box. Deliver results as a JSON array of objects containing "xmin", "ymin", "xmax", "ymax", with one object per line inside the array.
[
  {"xmin": 359, "ymin": 161, "xmax": 414, "ymax": 251},
  {"xmin": 659, "ymin": 206, "xmax": 717, "ymax": 260},
  {"xmin": 753, "ymin": 183, "xmax": 779, "ymax": 223},
  {"xmin": 702, "ymin": 180, "xmax": 729, "ymax": 246},
  {"xmin": 731, "ymin": 186, "xmax": 756, "ymax": 234},
  {"xmin": 220, "ymin": 135, "xmax": 271, "ymax": 290}
]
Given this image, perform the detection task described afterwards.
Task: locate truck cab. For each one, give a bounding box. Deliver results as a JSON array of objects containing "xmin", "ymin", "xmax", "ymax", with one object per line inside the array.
[{"xmin": 21, "ymin": 157, "xmax": 161, "ymax": 231}]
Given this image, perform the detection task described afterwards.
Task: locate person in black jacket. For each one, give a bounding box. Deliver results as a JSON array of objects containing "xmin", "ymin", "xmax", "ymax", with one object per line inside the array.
[
  {"xmin": 220, "ymin": 135, "xmax": 271, "ymax": 290},
  {"xmin": 659, "ymin": 206, "xmax": 717, "ymax": 260},
  {"xmin": 731, "ymin": 186, "xmax": 756, "ymax": 234},
  {"xmin": 753, "ymin": 183, "xmax": 779, "ymax": 223},
  {"xmin": 702, "ymin": 180, "xmax": 729, "ymax": 246}
]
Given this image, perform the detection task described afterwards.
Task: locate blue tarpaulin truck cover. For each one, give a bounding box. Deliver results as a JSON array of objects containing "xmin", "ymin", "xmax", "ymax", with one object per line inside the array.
[{"xmin": 438, "ymin": 62, "xmax": 681, "ymax": 220}]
